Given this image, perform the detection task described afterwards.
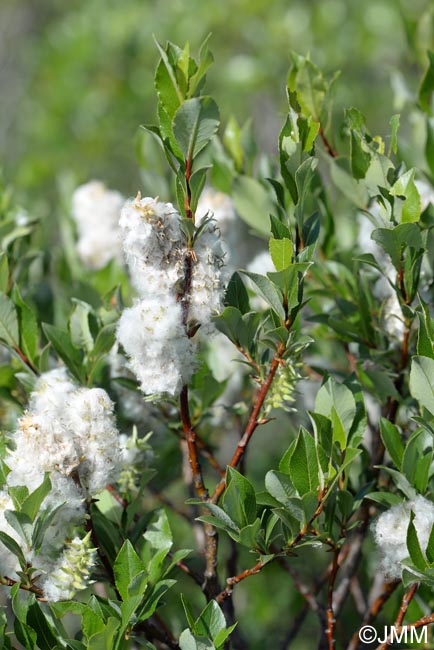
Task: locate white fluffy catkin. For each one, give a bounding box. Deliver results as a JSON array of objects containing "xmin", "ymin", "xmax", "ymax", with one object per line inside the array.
[
  {"xmin": 373, "ymin": 495, "xmax": 434, "ymax": 579},
  {"xmin": 72, "ymin": 180, "xmax": 124, "ymax": 270},
  {"xmin": 0, "ymin": 369, "xmax": 122, "ymax": 597},
  {"xmin": 116, "ymin": 194, "xmax": 226, "ymax": 397},
  {"xmin": 117, "ymin": 297, "xmax": 195, "ymax": 397}
]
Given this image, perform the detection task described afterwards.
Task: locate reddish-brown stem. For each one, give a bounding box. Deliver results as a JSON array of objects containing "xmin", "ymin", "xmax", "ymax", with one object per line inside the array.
[
  {"xmin": 211, "ymin": 345, "xmax": 285, "ymax": 504},
  {"xmin": 180, "ymin": 380, "xmax": 219, "ymax": 596},
  {"xmin": 319, "ymin": 126, "xmax": 338, "ymax": 158},
  {"xmin": 184, "ymin": 157, "xmax": 193, "ymax": 220},
  {"xmin": 395, "ymin": 611, "xmax": 434, "ymax": 630},
  {"xmin": 0, "ymin": 575, "xmax": 44, "ymax": 598},
  {"xmin": 13, "ymin": 345, "xmax": 38, "ymax": 375},
  {"xmin": 368, "ymin": 580, "xmax": 400, "ymax": 620},
  {"xmin": 326, "ymin": 551, "xmax": 340, "ymax": 650},
  {"xmin": 170, "ymin": 555, "xmax": 203, "ymax": 587},
  {"xmin": 376, "ymin": 582, "xmax": 419, "ymax": 650},
  {"xmin": 180, "ymin": 385, "xmax": 208, "ymax": 500},
  {"xmin": 216, "ymin": 558, "xmax": 266, "ymax": 603},
  {"xmin": 236, "ymin": 344, "xmax": 261, "ymax": 375},
  {"xmin": 393, "ymin": 582, "xmax": 418, "ymax": 628},
  {"xmin": 106, "ymin": 484, "xmax": 128, "ymax": 508}
]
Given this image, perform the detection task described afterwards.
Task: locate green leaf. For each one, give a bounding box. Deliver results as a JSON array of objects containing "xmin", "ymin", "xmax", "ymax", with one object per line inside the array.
[
  {"xmin": 390, "ymin": 169, "xmax": 421, "ymax": 223},
  {"xmin": 82, "ymin": 607, "xmax": 105, "ymax": 640},
  {"xmin": 12, "ymin": 285, "xmax": 38, "ymax": 366},
  {"xmin": 315, "ymin": 378, "xmax": 356, "ymax": 439},
  {"xmin": 214, "ymin": 624, "xmax": 237, "ymax": 650},
  {"xmin": 366, "ymin": 492, "xmax": 402, "ymax": 508},
  {"xmin": 350, "ymin": 130, "xmax": 371, "ymax": 180},
  {"xmin": 213, "ymin": 306, "xmax": 244, "ymax": 344},
  {"xmin": 402, "ymin": 429, "xmax": 433, "ymax": 493},
  {"xmin": 270, "ymin": 215, "xmax": 291, "ymax": 240},
  {"xmin": 265, "ymin": 471, "xmax": 296, "ymax": 505},
  {"xmin": 294, "ymin": 157, "xmax": 318, "ymax": 217},
  {"xmin": 196, "ymin": 502, "xmax": 240, "ymax": 534},
  {"xmin": 222, "ymin": 468, "xmax": 257, "ymax": 528},
  {"xmin": 265, "ymin": 471, "xmax": 304, "ymax": 521},
  {"xmin": 188, "ymin": 35, "xmax": 214, "ymax": 97},
  {"xmin": 371, "ymin": 223, "xmax": 422, "ymax": 268},
  {"xmin": 379, "ymin": 419, "xmax": 404, "ymax": 470},
  {"xmin": 407, "ymin": 511, "xmax": 428, "ymax": 571},
  {"xmin": 87, "ymin": 617, "xmax": 120, "ymax": 650},
  {"xmin": 417, "ymin": 300, "xmax": 434, "ymax": 359},
  {"xmin": 8, "ymin": 485, "xmax": 29, "ymax": 511},
  {"xmin": 143, "ymin": 509, "xmax": 173, "ymax": 552},
  {"xmin": 409, "ymin": 355, "xmax": 434, "ymax": 414},
  {"xmin": 0, "ymin": 531, "xmax": 26, "ymax": 569},
  {"xmin": 181, "ymin": 595, "xmax": 196, "ymax": 631},
  {"xmin": 11, "ymin": 582, "xmax": 34, "ymax": 623},
  {"xmin": 241, "ymin": 271, "xmax": 285, "ymax": 320},
  {"xmin": 0, "ymin": 293, "xmax": 19, "ymax": 347},
  {"xmin": 195, "ymin": 600, "xmax": 226, "ymax": 640},
  {"xmin": 91, "ymin": 323, "xmax": 117, "ymax": 359},
  {"xmin": 287, "ymin": 53, "xmax": 328, "ymax": 120},
  {"xmin": 19, "ymin": 474, "xmax": 51, "ymax": 522},
  {"xmin": 4, "ymin": 510, "xmax": 32, "ymax": 547},
  {"xmin": 189, "ymin": 167, "xmax": 210, "ymax": 213},
  {"xmin": 26, "ymin": 602, "xmax": 58, "ymax": 650},
  {"xmin": 225, "ymin": 273, "xmax": 250, "ymax": 314},
  {"xmin": 238, "ymin": 519, "xmax": 262, "ymax": 548},
  {"xmin": 419, "ymin": 51, "xmax": 434, "ymax": 115},
  {"xmin": 289, "ymin": 428, "xmax": 321, "ymax": 496},
  {"xmin": 179, "ymin": 629, "xmax": 214, "ymax": 650},
  {"xmin": 14, "ymin": 619, "xmax": 37, "ymax": 650},
  {"xmin": 113, "ymin": 540, "xmax": 146, "ymax": 601},
  {"xmin": 377, "ymin": 467, "xmax": 417, "ymax": 499},
  {"xmin": 32, "ymin": 503, "xmax": 65, "ymax": 552},
  {"xmin": 154, "ymin": 40, "xmax": 183, "ymax": 119},
  {"xmin": 268, "ymin": 262, "xmax": 310, "ymax": 314},
  {"xmin": 173, "ymin": 97, "xmax": 220, "ymax": 161},
  {"xmin": 330, "ymin": 406, "xmax": 347, "ymax": 450},
  {"xmin": 137, "ymin": 579, "xmax": 175, "ymax": 622},
  {"xmin": 269, "ymin": 238, "xmax": 293, "ymax": 271},
  {"xmin": 42, "ymin": 323, "xmax": 84, "ymax": 381},
  {"xmin": 50, "ymin": 602, "xmax": 87, "ymax": 619}
]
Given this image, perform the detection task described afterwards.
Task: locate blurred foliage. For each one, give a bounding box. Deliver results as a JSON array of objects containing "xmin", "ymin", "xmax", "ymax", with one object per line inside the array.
[{"xmin": 1, "ymin": 0, "xmax": 434, "ymax": 203}]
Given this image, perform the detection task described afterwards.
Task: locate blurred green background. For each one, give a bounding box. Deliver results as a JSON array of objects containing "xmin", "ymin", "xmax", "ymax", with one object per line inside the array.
[{"xmin": 1, "ymin": 0, "xmax": 434, "ymax": 205}]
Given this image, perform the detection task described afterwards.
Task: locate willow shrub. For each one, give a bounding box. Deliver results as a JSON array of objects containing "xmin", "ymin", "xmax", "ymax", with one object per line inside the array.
[{"xmin": 1, "ymin": 40, "xmax": 434, "ymax": 650}]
